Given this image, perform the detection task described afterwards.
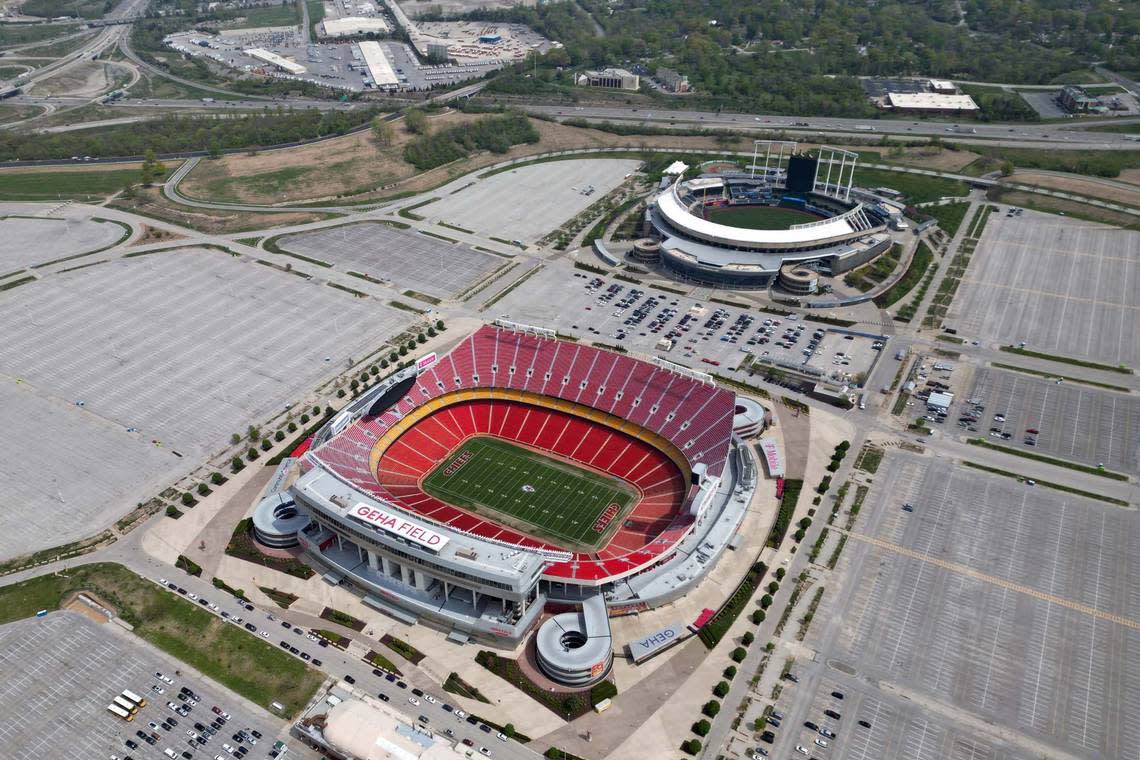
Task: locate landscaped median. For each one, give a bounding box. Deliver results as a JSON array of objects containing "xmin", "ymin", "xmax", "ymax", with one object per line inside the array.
[
  {"xmin": 962, "ymin": 462, "xmax": 1129, "ymax": 507},
  {"xmin": 966, "ymin": 438, "xmax": 1128, "ymax": 480},
  {"xmin": 0, "ymin": 563, "xmax": 324, "ymax": 717},
  {"xmin": 998, "ymin": 346, "xmax": 1133, "ymax": 375}
]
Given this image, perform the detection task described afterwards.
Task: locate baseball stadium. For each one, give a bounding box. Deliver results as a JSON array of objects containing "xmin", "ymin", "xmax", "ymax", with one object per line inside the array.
[
  {"xmin": 281, "ymin": 321, "xmax": 758, "ymax": 684},
  {"xmin": 644, "ymin": 143, "xmax": 895, "ymax": 290}
]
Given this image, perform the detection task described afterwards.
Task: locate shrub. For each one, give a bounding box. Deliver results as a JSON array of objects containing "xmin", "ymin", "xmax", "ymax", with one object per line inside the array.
[
  {"xmin": 165, "ymin": 505, "xmax": 182, "ymax": 519},
  {"xmin": 713, "ymin": 681, "xmax": 729, "ymax": 698},
  {"xmin": 435, "ymin": 319, "xmax": 444, "ymax": 330},
  {"xmin": 247, "ymin": 425, "xmax": 260, "ymax": 441},
  {"xmin": 274, "ymin": 430, "xmax": 285, "ymax": 442},
  {"xmin": 196, "ymin": 483, "xmax": 210, "ymax": 497},
  {"xmin": 837, "ymin": 440, "xmax": 851, "ymax": 452},
  {"xmin": 794, "ymin": 528, "xmax": 806, "ymax": 542},
  {"xmin": 230, "ymin": 456, "xmax": 244, "ymax": 473},
  {"xmin": 817, "ymin": 476, "xmax": 832, "ymax": 494},
  {"xmin": 730, "ymin": 647, "xmax": 747, "ymax": 663},
  {"xmin": 312, "ymin": 405, "xmax": 320, "ymax": 416},
  {"xmin": 827, "ymin": 460, "xmax": 840, "ymax": 472},
  {"xmin": 702, "ymin": 700, "xmax": 720, "ymax": 717},
  {"xmin": 287, "ymin": 422, "xmax": 297, "ymax": 433},
  {"xmin": 723, "ymin": 665, "xmax": 737, "ymax": 680},
  {"xmin": 180, "ymin": 492, "xmax": 195, "ymax": 506},
  {"xmin": 300, "ymin": 414, "xmax": 310, "ymax": 424},
  {"xmin": 751, "ymin": 609, "xmax": 766, "ymax": 624},
  {"xmin": 682, "ymin": 739, "xmax": 702, "ymax": 755},
  {"xmin": 742, "ymin": 632, "xmax": 755, "ymax": 646},
  {"xmin": 561, "ymin": 695, "xmax": 581, "ymax": 714},
  {"xmin": 798, "ymin": 517, "xmax": 813, "ymax": 530},
  {"xmin": 260, "ymin": 439, "xmax": 272, "ymax": 451},
  {"xmin": 350, "ymin": 380, "xmax": 359, "ymax": 391},
  {"xmin": 246, "ymin": 448, "xmax": 259, "ymax": 461},
  {"xmin": 416, "ymin": 333, "xmax": 427, "ymax": 344},
  {"xmin": 369, "ymin": 365, "xmax": 379, "ymax": 376},
  {"xmin": 589, "ymin": 680, "xmax": 617, "ymax": 706},
  {"xmin": 767, "ymin": 581, "xmax": 780, "ymax": 594},
  {"xmin": 230, "ymin": 433, "xmax": 240, "ymax": 445},
  {"xmin": 775, "ymin": 568, "xmax": 786, "ymax": 580},
  {"xmin": 210, "ymin": 472, "xmax": 225, "ymax": 485},
  {"xmin": 380, "ymin": 359, "xmax": 389, "ymax": 369},
  {"xmin": 389, "ymin": 351, "xmax": 399, "ymax": 362},
  {"xmin": 692, "ymin": 719, "xmax": 711, "ymax": 736},
  {"xmin": 760, "ymin": 595, "xmax": 773, "ymax": 609}
]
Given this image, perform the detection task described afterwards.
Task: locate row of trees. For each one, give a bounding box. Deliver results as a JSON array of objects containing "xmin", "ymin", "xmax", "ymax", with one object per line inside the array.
[{"xmin": 0, "ymin": 108, "xmax": 382, "ymax": 162}]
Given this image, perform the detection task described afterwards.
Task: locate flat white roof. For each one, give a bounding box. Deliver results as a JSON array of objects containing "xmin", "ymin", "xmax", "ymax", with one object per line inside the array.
[
  {"xmin": 244, "ymin": 47, "xmax": 306, "ymax": 75},
  {"xmin": 663, "ymin": 161, "xmax": 689, "ymax": 175},
  {"xmin": 927, "ymin": 391, "xmax": 954, "ymax": 408},
  {"xmin": 358, "ymin": 41, "xmax": 398, "ymax": 87},
  {"xmin": 886, "ymin": 92, "xmax": 978, "ymax": 111},
  {"xmin": 656, "ymin": 180, "xmax": 858, "ymax": 246},
  {"xmin": 322, "ymin": 16, "xmax": 390, "ymax": 36}
]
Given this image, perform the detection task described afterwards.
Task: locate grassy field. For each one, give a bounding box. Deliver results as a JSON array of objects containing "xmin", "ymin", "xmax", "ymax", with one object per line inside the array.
[
  {"xmin": 0, "ymin": 563, "xmax": 324, "ymax": 717},
  {"xmin": 925, "ymin": 202, "xmax": 970, "ymax": 237},
  {"xmin": 421, "ymin": 436, "xmax": 636, "ymax": 550},
  {"xmin": 224, "ymin": 2, "xmax": 300, "ymax": 29},
  {"xmin": 0, "ymin": 22, "xmax": 80, "ymax": 46},
  {"xmin": 705, "ymin": 205, "xmax": 819, "ymax": 230},
  {"xmin": 853, "ymin": 167, "xmax": 969, "ymax": 204},
  {"xmin": 875, "ymin": 240, "xmax": 934, "ymax": 308},
  {"xmin": 0, "ymin": 167, "xmax": 150, "ymax": 201}
]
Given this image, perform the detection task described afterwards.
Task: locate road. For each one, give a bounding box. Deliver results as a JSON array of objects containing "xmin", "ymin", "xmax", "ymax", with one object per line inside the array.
[{"xmin": 521, "ymin": 103, "xmax": 1140, "ymax": 149}]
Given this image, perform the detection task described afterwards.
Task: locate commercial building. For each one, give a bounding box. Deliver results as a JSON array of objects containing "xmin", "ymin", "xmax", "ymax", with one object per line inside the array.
[
  {"xmin": 884, "ymin": 92, "xmax": 979, "ymax": 115},
  {"xmin": 320, "ymin": 17, "xmax": 390, "ymax": 38},
  {"xmin": 656, "ymin": 67, "xmax": 690, "ymax": 93},
  {"xmin": 244, "ymin": 47, "xmax": 306, "ymax": 75},
  {"xmin": 358, "ymin": 40, "xmax": 398, "ymax": 89},
  {"xmin": 1057, "ymin": 85, "xmax": 1104, "ymax": 114},
  {"xmin": 578, "ymin": 67, "xmax": 639, "ymax": 90}
]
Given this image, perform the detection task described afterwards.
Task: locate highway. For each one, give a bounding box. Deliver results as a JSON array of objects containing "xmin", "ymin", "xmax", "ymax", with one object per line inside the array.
[{"xmin": 521, "ymin": 103, "xmax": 1140, "ymax": 149}]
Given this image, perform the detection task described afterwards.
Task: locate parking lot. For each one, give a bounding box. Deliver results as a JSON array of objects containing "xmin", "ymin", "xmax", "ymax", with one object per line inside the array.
[
  {"xmin": 0, "ymin": 612, "xmax": 307, "ymax": 760},
  {"xmin": 0, "ymin": 214, "xmax": 125, "ymax": 270},
  {"xmin": 947, "ymin": 212, "xmax": 1139, "ymax": 368},
  {"xmin": 964, "ymin": 366, "xmax": 1140, "ymax": 475},
  {"xmin": 790, "ymin": 453, "xmax": 1140, "ymax": 760},
  {"xmin": 493, "ymin": 261, "xmax": 885, "ymax": 386},
  {"xmin": 276, "ymin": 221, "xmax": 501, "ymax": 298},
  {"xmin": 0, "ymin": 248, "xmax": 408, "ymax": 557},
  {"xmin": 425, "ymin": 159, "xmax": 640, "ymax": 243},
  {"xmin": 763, "ymin": 673, "xmax": 1037, "ymax": 760}
]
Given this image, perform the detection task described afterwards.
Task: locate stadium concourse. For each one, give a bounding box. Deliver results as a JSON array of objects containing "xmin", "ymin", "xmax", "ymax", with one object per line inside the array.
[{"xmin": 278, "ymin": 321, "xmax": 758, "ymax": 676}]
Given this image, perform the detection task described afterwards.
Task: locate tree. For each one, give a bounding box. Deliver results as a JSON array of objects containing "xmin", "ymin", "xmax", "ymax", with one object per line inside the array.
[
  {"xmin": 713, "ymin": 680, "xmax": 729, "ymax": 697},
  {"xmin": 371, "ymin": 117, "xmax": 394, "ymax": 146},
  {"xmin": 435, "ymin": 319, "xmax": 444, "ymax": 331},
  {"xmin": 274, "ymin": 430, "xmax": 285, "ymax": 442},
  {"xmin": 210, "ymin": 472, "xmax": 224, "ymax": 485},
  {"xmin": 208, "ymin": 141, "xmax": 223, "ymax": 160},
  {"xmin": 231, "ymin": 433, "xmax": 241, "ymax": 445},
  {"xmin": 197, "ymin": 483, "xmax": 210, "ymax": 496},
  {"xmin": 999, "ymin": 159, "xmax": 1015, "ymax": 176},
  {"xmin": 692, "ymin": 719, "xmax": 710, "ymax": 736},
  {"xmin": 230, "ymin": 456, "xmax": 244, "ymax": 472},
  {"xmin": 723, "ymin": 665, "xmax": 737, "ymax": 679},
  {"xmin": 760, "ymin": 594, "xmax": 773, "ymax": 609},
  {"xmin": 702, "ymin": 700, "xmax": 720, "ymax": 717},
  {"xmin": 180, "ymin": 492, "xmax": 194, "ymax": 506},
  {"xmin": 139, "ymin": 148, "xmax": 166, "ymax": 187},
  {"xmin": 775, "ymin": 567, "xmax": 786, "ymax": 580},
  {"xmin": 404, "ymin": 109, "xmax": 428, "ymax": 134},
  {"xmin": 767, "ymin": 581, "xmax": 780, "ymax": 594},
  {"xmin": 742, "ymin": 631, "xmax": 755, "ymax": 646},
  {"xmin": 247, "ymin": 425, "xmax": 260, "ymax": 441},
  {"xmin": 259, "ymin": 438, "xmax": 271, "ymax": 451},
  {"xmin": 751, "ymin": 609, "xmax": 766, "ymax": 624},
  {"xmin": 730, "ymin": 647, "xmax": 747, "ymax": 662},
  {"xmin": 503, "ymin": 724, "xmax": 515, "ymax": 738}
]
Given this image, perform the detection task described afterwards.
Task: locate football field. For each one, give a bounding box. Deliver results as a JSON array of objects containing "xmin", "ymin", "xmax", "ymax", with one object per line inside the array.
[{"xmin": 421, "ymin": 436, "xmax": 637, "ymax": 550}]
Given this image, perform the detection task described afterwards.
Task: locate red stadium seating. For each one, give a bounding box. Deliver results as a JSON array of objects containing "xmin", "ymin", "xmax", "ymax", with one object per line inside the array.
[{"xmin": 310, "ymin": 325, "xmax": 735, "ymax": 582}]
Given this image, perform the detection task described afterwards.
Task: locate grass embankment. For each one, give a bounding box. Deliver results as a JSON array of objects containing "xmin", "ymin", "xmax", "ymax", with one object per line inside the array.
[
  {"xmin": 0, "ymin": 168, "xmax": 149, "ymax": 201},
  {"xmin": 0, "ymin": 564, "xmax": 323, "ymax": 716},
  {"xmin": 966, "ymin": 438, "xmax": 1128, "ymax": 480},
  {"xmin": 875, "ymin": 241, "xmax": 933, "ymax": 309},
  {"xmin": 444, "ymin": 672, "xmax": 491, "ymax": 703}
]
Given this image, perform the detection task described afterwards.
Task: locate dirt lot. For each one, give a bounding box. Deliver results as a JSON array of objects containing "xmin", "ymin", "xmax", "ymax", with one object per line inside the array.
[
  {"xmin": 887, "ymin": 145, "xmax": 980, "ymax": 172},
  {"xmin": 1112, "ymin": 167, "xmax": 1140, "ymax": 187},
  {"xmin": 1010, "ymin": 171, "xmax": 1140, "ymax": 208},
  {"xmin": 110, "ymin": 188, "xmax": 338, "ymax": 234},
  {"xmin": 179, "ymin": 112, "xmax": 863, "ymax": 206}
]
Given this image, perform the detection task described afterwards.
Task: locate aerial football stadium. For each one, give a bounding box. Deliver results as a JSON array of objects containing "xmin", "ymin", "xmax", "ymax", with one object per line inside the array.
[
  {"xmin": 281, "ymin": 321, "xmax": 757, "ymax": 683},
  {"xmin": 646, "ymin": 142, "xmax": 894, "ymax": 289}
]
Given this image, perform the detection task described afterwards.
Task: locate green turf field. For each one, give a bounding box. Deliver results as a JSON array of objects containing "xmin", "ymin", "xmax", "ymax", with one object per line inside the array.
[
  {"xmin": 421, "ymin": 436, "xmax": 636, "ymax": 550},
  {"xmin": 705, "ymin": 205, "xmax": 821, "ymax": 230}
]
